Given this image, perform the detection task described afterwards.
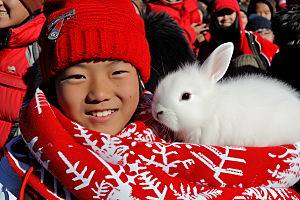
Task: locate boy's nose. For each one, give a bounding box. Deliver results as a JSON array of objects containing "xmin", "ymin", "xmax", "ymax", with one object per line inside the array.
[{"xmin": 86, "ymin": 81, "xmax": 114, "ymax": 103}]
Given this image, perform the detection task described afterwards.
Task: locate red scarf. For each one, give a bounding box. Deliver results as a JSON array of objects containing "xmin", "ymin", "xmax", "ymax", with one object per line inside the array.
[{"xmin": 4, "ymin": 88, "xmax": 300, "ymax": 199}]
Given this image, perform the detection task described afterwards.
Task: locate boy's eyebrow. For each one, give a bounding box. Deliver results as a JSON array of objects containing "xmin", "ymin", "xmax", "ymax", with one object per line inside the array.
[
  {"xmin": 109, "ymin": 60, "xmax": 122, "ymax": 64},
  {"xmin": 70, "ymin": 60, "xmax": 125, "ymax": 68},
  {"xmin": 70, "ymin": 63, "xmax": 86, "ymax": 68},
  {"xmin": 106, "ymin": 60, "xmax": 125, "ymax": 67}
]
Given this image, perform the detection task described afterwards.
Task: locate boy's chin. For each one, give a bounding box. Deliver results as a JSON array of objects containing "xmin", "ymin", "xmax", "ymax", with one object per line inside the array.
[{"xmin": 88, "ymin": 125, "xmax": 123, "ymax": 136}]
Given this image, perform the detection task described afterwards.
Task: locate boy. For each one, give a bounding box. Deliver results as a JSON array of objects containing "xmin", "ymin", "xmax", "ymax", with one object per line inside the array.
[
  {"xmin": 0, "ymin": 0, "xmax": 45, "ymax": 151},
  {"xmin": 1, "ymin": 0, "xmax": 300, "ymax": 199}
]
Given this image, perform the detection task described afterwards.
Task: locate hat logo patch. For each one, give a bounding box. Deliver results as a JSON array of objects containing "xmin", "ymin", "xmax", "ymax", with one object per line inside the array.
[
  {"xmin": 8, "ymin": 66, "xmax": 16, "ymax": 73},
  {"xmin": 47, "ymin": 9, "xmax": 76, "ymax": 41}
]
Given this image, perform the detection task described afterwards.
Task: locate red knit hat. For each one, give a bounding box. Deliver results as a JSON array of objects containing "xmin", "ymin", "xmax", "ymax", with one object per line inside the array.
[
  {"xmin": 20, "ymin": 0, "xmax": 44, "ymax": 14},
  {"xmin": 38, "ymin": 0, "xmax": 151, "ymax": 84}
]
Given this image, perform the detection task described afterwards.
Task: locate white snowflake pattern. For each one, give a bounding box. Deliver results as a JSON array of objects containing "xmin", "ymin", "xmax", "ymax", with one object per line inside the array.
[
  {"xmin": 191, "ymin": 145, "xmax": 246, "ymax": 187},
  {"xmin": 267, "ymin": 143, "xmax": 300, "ymax": 187},
  {"xmin": 118, "ymin": 123, "xmax": 137, "ymax": 139},
  {"xmin": 138, "ymin": 171, "xmax": 168, "ymax": 200},
  {"xmin": 89, "ymin": 149, "xmax": 139, "ymax": 199},
  {"xmin": 170, "ymin": 183, "xmax": 222, "ymax": 200},
  {"xmin": 138, "ymin": 143, "xmax": 194, "ymax": 176},
  {"xmin": 34, "ymin": 87, "xmax": 49, "ymax": 114},
  {"xmin": 23, "ymin": 136, "xmax": 50, "ymax": 169},
  {"xmin": 233, "ymin": 187, "xmax": 297, "ymax": 200},
  {"xmin": 72, "ymin": 122, "xmax": 129, "ymax": 166},
  {"xmin": 58, "ymin": 151, "xmax": 95, "ymax": 190}
]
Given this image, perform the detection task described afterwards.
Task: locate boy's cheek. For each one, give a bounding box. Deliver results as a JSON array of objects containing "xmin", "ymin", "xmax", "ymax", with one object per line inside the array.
[{"xmin": 56, "ymin": 83, "xmax": 81, "ymax": 109}]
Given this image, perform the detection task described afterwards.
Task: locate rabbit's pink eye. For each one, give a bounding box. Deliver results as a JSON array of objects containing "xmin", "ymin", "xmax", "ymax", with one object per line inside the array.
[{"xmin": 181, "ymin": 92, "xmax": 191, "ymax": 101}]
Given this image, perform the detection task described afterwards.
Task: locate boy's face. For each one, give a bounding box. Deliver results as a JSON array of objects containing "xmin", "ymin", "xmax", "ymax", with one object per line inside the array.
[
  {"xmin": 0, "ymin": 0, "xmax": 30, "ymax": 30},
  {"xmin": 55, "ymin": 60, "xmax": 140, "ymax": 135}
]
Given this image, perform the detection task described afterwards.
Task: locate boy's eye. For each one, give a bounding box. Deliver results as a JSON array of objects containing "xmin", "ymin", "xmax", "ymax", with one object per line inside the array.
[
  {"xmin": 112, "ymin": 71, "xmax": 127, "ymax": 75},
  {"xmin": 68, "ymin": 75, "xmax": 85, "ymax": 79}
]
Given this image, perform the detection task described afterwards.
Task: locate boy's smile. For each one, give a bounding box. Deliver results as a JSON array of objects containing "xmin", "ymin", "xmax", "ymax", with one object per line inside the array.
[
  {"xmin": 87, "ymin": 109, "xmax": 118, "ymax": 123},
  {"xmin": 55, "ymin": 60, "xmax": 140, "ymax": 135},
  {"xmin": 87, "ymin": 109, "xmax": 117, "ymax": 117}
]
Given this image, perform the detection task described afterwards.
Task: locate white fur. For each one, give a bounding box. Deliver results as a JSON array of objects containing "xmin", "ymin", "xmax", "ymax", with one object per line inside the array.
[{"xmin": 152, "ymin": 42, "xmax": 300, "ymax": 147}]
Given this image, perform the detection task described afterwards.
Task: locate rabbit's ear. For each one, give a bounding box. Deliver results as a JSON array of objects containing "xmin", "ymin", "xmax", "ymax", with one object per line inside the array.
[{"xmin": 200, "ymin": 42, "xmax": 234, "ymax": 83}]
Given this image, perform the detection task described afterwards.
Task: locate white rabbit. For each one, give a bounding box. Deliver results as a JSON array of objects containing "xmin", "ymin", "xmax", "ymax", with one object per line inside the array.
[{"xmin": 152, "ymin": 42, "xmax": 300, "ymax": 147}]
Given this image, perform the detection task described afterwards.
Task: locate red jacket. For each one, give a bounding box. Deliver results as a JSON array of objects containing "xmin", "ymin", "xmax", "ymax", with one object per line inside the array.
[
  {"xmin": 0, "ymin": 13, "xmax": 46, "ymax": 150},
  {"xmin": 147, "ymin": 0, "xmax": 202, "ymax": 53},
  {"xmin": 202, "ymin": 0, "xmax": 278, "ymax": 65}
]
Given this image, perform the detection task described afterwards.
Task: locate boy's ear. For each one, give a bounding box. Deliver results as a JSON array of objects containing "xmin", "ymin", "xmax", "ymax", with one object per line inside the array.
[{"xmin": 200, "ymin": 42, "xmax": 234, "ymax": 83}]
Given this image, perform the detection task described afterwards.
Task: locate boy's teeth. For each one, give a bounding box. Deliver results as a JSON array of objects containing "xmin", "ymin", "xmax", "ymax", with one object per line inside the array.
[
  {"xmin": 0, "ymin": 12, "xmax": 8, "ymax": 16},
  {"xmin": 96, "ymin": 112, "xmax": 102, "ymax": 117},
  {"xmin": 91, "ymin": 109, "xmax": 115, "ymax": 117}
]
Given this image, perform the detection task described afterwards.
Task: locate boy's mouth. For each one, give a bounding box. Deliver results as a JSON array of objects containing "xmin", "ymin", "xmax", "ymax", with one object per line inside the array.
[{"xmin": 87, "ymin": 109, "xmax": 118, "ymax": 117}]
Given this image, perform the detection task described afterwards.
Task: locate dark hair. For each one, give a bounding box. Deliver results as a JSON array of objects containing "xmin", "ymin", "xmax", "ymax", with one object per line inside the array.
[
  {"xmin": 247, "ymin": 0, "xmax": 277, "ymax": 19},
  {"xmin": 41, "ymin": 80, "xmax": 59, "ymax": 108},
  {"xmin": 142, "ymin": 12, "xmax": 196, "ymax": 93},
  {"xmin": 272, "ymin": 3, "xmax": 300, "ymax": 47}
]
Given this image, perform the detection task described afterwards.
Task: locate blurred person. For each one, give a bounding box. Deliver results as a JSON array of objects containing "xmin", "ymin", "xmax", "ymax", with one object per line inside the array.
[
  {"xmin": 0, "ymin": 0, "xmax": 45, "ymax": 152},
  {"xmin": 246, "ymin": 13, "xmax": 275, "ymax": 42},
  {"xmin": 147, "ymin": 0, "xmax": 209, "ymax": 55},
  {"xmin": 132, "ymin": 0, "xmax": 146, "ymax": 15},
  {"xmin": 239, "ymin": 1, "xmax": 249, "ymax": 29},
  {"xmin": 197, "ymin": 0, "xmax": 214, "ymax": 13},
  {"xmin": 196, "ymin": 1, "xmax": 205, "ymax": 21},
  {"xmin": 247, "ymin": 0, "xmax": 277, "ymax": 21},
  {"xmin": 197, "ymin": 0, "xmax": 213, "ymax": 23},
  {"xmin": 240, "ymin": 0, "xmax": 251, "ymax": 5},
  {"xmin": 197, "ymin": 0, "xmax": 279, "ymax": 76}
]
